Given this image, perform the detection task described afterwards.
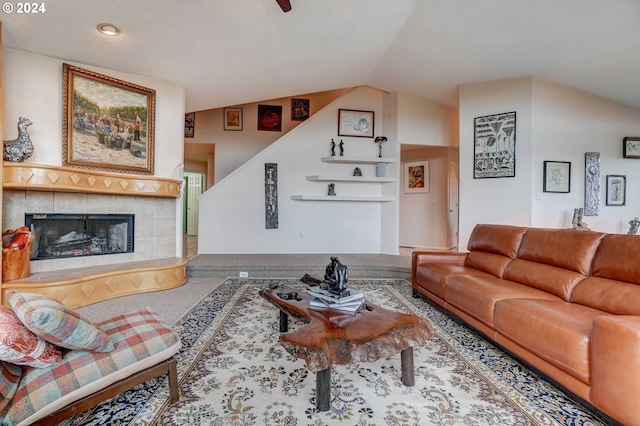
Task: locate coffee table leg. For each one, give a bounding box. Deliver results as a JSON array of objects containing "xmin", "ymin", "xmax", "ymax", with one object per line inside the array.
[
  {"xmin": 316, "ymin": 366, "xmax": 331, "ymax": 411},
  {"xmin": 400, "ymin": 347, "xmax": 415, "ymax": 386},
  {"xmin": 279, "ymin": 311, "xmax": 288, "ymax": 332}
]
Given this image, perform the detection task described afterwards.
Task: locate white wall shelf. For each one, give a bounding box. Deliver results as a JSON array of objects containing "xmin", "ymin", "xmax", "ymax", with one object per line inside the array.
[
  {"xmin": 306, "ymin": 175, "xmax": 396, "ymax": 183},
  {"xmin": 321, "ymin": 156, "xmax": 396, "ymax": 164},
  {"xmin": 291, "ymin": 195, "xmax": 395, "ymax": 202}
]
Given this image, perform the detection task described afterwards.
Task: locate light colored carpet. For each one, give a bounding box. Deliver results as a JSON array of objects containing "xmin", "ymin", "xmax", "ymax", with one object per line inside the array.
[{"xmin": 67, "ymin": 278, "xmax": 607, "ymax": 426}]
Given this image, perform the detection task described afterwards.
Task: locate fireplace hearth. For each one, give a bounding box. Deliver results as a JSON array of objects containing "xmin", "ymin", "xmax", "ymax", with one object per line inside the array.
[{"xmin": 25, "ymin": 214, "xmax": 134, "ymax": 260}]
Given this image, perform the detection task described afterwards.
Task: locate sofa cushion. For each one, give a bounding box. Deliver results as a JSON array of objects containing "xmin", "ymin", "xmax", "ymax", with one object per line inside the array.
[
  {"xmin": 571, "ymin": 277, "xmax": 640, "ymax": 315},
  {"xmin": 415, "ymin": 262, "xmax": 491, "ymax": 299},
  {"xmin": 494, "ymin": 299, "xmax": 602, "ymax": 385},
  {"xmin": 0, "ymin": 361, "xmax": 23, "ymax": 417},
  {"xmin": 0, "ymin": 305, "xmax": 62, "ymax": 368},
  {"xmin": 464, "ymin": 251, "xmax": 515, "ymax": 278},
  {"xmin": 590, "ymin": 234, "xmax": 640, "ymax": 285},
  {"xmin": 7, "ymin": 291, "xmax": 114, "ymax": 352},
  {"xmin": 3, "ymin": 307, "xmax": 181, "ymax": 426},
  {"xmin": 515, "ymin": 228, "xmax": 604, "ymax": 275},
  {"xmin": 503, "ymin": 259, "xmax": 587, "ymax": 301},
  {"xmin": 467, "ymin": 224, "xmax": 529, "ymax": 258},
  {"xmin": 444, "ymin": 275, "xmax": 561, "ymax": 328}
]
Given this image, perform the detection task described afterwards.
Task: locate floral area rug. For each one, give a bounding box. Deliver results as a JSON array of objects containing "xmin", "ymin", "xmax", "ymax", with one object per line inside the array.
[{"xmin": 64, "ymin": 278, "xmax": 607, "ymax": 426}]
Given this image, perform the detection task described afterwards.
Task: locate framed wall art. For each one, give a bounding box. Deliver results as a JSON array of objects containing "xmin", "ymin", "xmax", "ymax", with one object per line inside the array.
[
  {"xmin": 338, "ymin": 109, "xmax": 374, "ymax": 138},
  {"xmin": 257, "ymin": 105, "xmax": 282, "ymax": 131},
  {"xmin": 623, "ymin": 137, "xmax": 640, "ymax": 158},
  {"xmin": 606, "ymin": 175, "xmax": 626, "ymax": 206},
  {"xmin": 185, "ymin": 112, "xmax": 195, "ymax": 138},
  {"xmin": 473, "ymin": 111, "xmax": 516, "ymax": 178},
  {"xmin": 62, "ymin": 63, "xmax": 156, "ymax": 174},
  {"xmin": 291, "ymin": 98, "xmax": 310, "ymax": 121},
  {"xmin": 543, "ymin": 161, "xmax": 571, "ymax": 193},
  {"xmin": 404, "ymin": 161, "xmax": 429, "ymax": 193},
  {"xmin": 223, "ymin": 107, "xmax": 243, "ymax": 131}
]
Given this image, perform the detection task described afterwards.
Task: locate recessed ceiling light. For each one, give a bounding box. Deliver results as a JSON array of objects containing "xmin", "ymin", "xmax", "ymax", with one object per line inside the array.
[{"xmin": 97, "ymin": 23, "xmax": 120, "ymax": 36}]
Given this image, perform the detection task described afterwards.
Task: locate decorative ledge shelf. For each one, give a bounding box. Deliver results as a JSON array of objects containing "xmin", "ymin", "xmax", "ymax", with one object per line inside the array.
[
  {"xmin": 306, "ymin": 175, "xmax": 396, "ymax": 183},
  {"xmin": 321, "ymin": 156, "xmax": 396, "ymax": 164},
  {"xmin": 291, "ymin": 195, "xmax": 396, "ymax": 202},
  {"xmin": 3, "ymin": 162, "xmax": 182, "ymax": 198}
]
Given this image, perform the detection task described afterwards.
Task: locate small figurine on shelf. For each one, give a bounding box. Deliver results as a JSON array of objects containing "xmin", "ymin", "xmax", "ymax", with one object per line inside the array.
[
  {"xmin": 339, "ymin": 140, "xmax": 344, "ymax": 156},
  {"xmin": 328, "ymin": 183, "xmax": 336, "ymax": 196},
  {"xmin": 571, "ymin": 208, "xmax": 590, "ymax": 231},
  {"xmin": 628, "ymin": 217, "xmax": 640, "ymax": 235},
  {"xmin": 374, "ymin": 136, "xmax": 387, "ymax": 158},
  {"xmin": 353, "ymin": 167, "xmax": 362, "ymax": 177},
  {"xmin": 330, "ymin": 139, "xmax": 336, "ymax": 156}
]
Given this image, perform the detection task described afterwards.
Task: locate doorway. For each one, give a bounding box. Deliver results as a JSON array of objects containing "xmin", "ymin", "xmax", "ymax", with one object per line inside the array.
[{"xmin": 184, "ymin": 172, "xmax": 204, "ymax": 236}]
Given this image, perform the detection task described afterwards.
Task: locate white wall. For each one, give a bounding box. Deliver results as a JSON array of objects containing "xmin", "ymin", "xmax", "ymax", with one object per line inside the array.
[
  {"xmin": 458, "ymin": 77, "xmax": 640, "ymax": 249},
  {"xmin": 3, "ymin": 48, "xmax": 186, "ymax": 257},
  {"xmin": 189, "ymin": 89, "xmax": 348, "ymax": 183},
  {"xmin": 198, "ymin": 86, "xmax": 396, "ymax": 254},
  {"xmin": 458, "ymin": 78, "xmax": 534, "ymax": 249},
  {"xmin": 531, "ymin": 79, "xmax": 640, "ymax": 233}
]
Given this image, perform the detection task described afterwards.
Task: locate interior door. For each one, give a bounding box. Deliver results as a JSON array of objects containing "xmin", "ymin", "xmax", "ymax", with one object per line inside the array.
[
  {"xmin": 186, "ymin": 174, "xmax": 203, "ymax": 235},
  {"xmin": 448, "ymin": 163, "xmax": 459, "ymax": 249}
]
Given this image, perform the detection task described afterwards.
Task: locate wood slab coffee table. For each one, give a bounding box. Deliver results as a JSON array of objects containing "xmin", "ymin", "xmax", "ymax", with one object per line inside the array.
[{"xmin": 259, "ymin": 284, "xmax": 433, "ymax": 411}]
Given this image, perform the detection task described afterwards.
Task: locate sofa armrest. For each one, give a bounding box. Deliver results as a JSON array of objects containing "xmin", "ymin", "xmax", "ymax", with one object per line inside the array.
[
  {"xmin": 412, "ymin": 251, "xmax": 468, "ymax": 267},
  {"xmin": 590, "ymin": 315, "xmax": 640, "ymax": 426}
]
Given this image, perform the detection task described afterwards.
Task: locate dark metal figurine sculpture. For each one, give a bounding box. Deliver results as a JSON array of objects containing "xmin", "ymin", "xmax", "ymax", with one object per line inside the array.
[
  {"xmin": 322, "ymin": 256, "xmax": 350, "ymax": 296},
  {"xmin": 4, "ymin": 117, "xmax": 34, "ymax": 162}
]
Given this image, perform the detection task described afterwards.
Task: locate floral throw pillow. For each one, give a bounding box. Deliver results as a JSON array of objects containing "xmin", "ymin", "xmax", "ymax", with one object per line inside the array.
[
  {"xmin": 0, "ymin": 305, "xmax": 62, "ymax": 368},
  {"xmin": 7, "ymin": 291, "xmax": 114, "ymax": 352}
]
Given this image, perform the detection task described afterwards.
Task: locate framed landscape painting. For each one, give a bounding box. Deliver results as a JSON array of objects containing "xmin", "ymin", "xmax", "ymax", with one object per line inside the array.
[{"xmin": 62, "ymin": 63, "xmax": 156, "ymax": 175}]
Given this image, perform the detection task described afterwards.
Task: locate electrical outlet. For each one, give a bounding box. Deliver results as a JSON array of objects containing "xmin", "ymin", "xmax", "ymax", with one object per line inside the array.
[{"xmin": 239, "ymin": 271, "xmax": 249, "ymax": 278}]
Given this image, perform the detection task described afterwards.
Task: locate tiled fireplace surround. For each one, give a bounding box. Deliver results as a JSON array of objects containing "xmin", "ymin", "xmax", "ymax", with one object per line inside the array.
[
  {"xmin": 1, "ymin": 163, "xmax": 186, "ymax": 307},
  {"xmin": 3, "ymin": 190, "xmax": 177, "ymax": 273}
]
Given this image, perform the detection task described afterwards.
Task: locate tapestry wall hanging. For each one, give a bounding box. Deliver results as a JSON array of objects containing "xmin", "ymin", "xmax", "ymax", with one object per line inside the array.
[
  {"xmin": 473, "ymin": 111, "xmax": 516, "ymax": 178},
  {"xmin": 265, "ymin": 163, "xmax": 278, "ymax": 229}
]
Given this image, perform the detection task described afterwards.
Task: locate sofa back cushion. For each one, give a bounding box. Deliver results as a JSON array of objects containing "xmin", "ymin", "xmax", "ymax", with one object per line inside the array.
[
  {"xmin": 590, "ymin": 234, "xmax": 640, "ymax": 284},
  {"xmin": 464, "ymin": 224, "xmax": 529, "ymax": 277},
  {"xmin": 571, "ymin": 277, "xmax": 640, "ymax": 315},
  {"xmin": 503, "ymin": 259, "xmax": 588, "ymax": 300},
  {"xmin": 515, "ymin": 228, "xmax": 604, "ymax": 275}
]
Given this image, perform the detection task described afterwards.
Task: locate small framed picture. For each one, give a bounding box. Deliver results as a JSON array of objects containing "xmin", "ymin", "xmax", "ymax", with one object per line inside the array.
[
  {"xmin": 623, "ymin": 137, "xmax": 640, "ymax": 158},
  {"xmin": 543, "ymin": 161, "xmax": 571, "ymax": 193},
  {"xmin": 257, "ymin": 105, "xmax": 282, "ymax": 131},
  {"xmin": 291, "ymin": 98, "xmax": 310, "ymax": 121},
  {"xmin": 223, "ymin": 108, "xmax": 243, "ymax": 131},
  {"xmin": 606, "ymin": 175, "xmax": 626, "ymax": 206},
  {"xmin": 338, "ymin": 109, "xmax": 374, "ymax": 138},
  {"xmin": 185, "ymin": 112, "xmax": 195, "ymax": 138},
  {"xmin": 404, "ymin": 161, "xmax": 429, "ymax": 193}
]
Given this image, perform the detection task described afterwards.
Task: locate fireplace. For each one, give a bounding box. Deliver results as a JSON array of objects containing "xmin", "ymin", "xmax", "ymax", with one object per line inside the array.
[{"xmin": 25, "ymin": 214, "xmax": 135, "ymax": 260}]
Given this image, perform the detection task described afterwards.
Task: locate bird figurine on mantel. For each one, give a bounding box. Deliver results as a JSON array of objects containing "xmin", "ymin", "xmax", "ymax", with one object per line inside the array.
[{"xmin": 4, "ymin": 117, "xmax": 34, "ymax": 162}]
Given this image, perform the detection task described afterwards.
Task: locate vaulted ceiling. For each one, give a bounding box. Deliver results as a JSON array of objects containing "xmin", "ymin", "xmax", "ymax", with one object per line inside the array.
[{"xmin": 2, "ymin": 0, "xmax": 640, "ymax": 113}]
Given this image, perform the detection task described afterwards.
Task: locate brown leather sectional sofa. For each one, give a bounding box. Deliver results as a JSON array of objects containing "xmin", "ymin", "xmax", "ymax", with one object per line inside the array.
[{"xmin": 412, "ymin": 224, "xmax": 640, "ymax": 426}]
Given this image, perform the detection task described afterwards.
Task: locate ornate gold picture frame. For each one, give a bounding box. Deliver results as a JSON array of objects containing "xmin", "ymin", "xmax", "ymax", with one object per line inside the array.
[{"xmin": 62, "ymin": 63, "xmax": 156, "ymax": 174}]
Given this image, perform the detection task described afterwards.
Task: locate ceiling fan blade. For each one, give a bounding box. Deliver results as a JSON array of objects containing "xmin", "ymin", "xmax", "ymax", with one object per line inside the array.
[{"xmin": 275, "ymin": 0, "xmax": 292, "ymax": 12}]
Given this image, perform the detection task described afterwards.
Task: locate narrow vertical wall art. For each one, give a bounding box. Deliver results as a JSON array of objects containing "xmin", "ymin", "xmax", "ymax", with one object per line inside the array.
[
  {"xmin": 265, "ymin": 163, "xmax": 278, "ymax": 229},
  {"xmin": 584, "ymin": 152, "xmax": 600, "ymax": 216}
]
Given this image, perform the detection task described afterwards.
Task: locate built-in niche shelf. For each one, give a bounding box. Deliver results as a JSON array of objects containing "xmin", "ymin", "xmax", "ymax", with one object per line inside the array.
[
  {"xmin": 321, "ymin": 156, "xmax": 395, "ymax": 164},
  {"xmin": 291, "ymin": 195, "xmax": 395, "ymax": 202}
]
